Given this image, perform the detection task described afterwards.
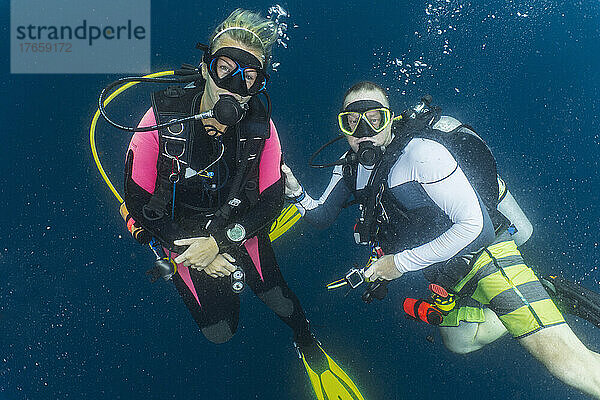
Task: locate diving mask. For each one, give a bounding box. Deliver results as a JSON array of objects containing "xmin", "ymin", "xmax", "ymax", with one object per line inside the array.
[
  {"xmin": 204, "ymin": 46, "xmax": 269, "ymax": 96},
  {"xmin": 338, "ymin": 100, "xmax": 393, "ymax": 137}
]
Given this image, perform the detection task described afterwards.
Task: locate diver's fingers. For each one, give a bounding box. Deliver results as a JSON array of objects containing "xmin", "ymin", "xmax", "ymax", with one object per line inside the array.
[
  {"xmin": 189, "ymin": 255, "xmax": 210, "ymax": 268},
  {"xmin": 222, "ymin": 253, "xmax": 236, "ymax": 263},
  {"xmin": 283, "ymin": 165, "xmax": 299, "ymax": 183},
  {"xmin": 174, "ymin": 245, "xmax": 195, "ymax": 264},
  {"xmin": 203, "ymin": 267, "xmax": 220, "ymax": 278},
  {"xmin": 202, "ymin": 256, "xmax": 231, "ymax": 277},
  {"xmin": 211, "ymin": 262, "xmax": 232, "ymax": 276},
  {"xmin": 219, "ymin": 254, "xmax": 236, "ymax": 273},
  {"xmin": 173, "ymin": 237, "xmax": 198, "ymax": 247},
  {"xmin": 218, "ymin": 269, "xmax": 229, "ymax": 277},
  {"xmin": 282, "ymin": 164, "xmax": 296, "ymax": 182},
  {"xmin": 220, "ymin": 258, "xmax": 236, "ymax": 274},
  {"xmin": 174, "ymin": 253, "xmax": 186, "ymax": 264},
  {"xmin": 364, "ymin": 265, "xmax": 376, "ymax": 281},
  {"xmin": 181, "ymin": 249, "xmax": 217, "ymax": 268},
  {"xmin": 174, "ymin": 237, "xmax": 215, "ymax": 263},
  {"xmin": 282, "ymin": 164, "xmax": 299, "ymax": 186}
]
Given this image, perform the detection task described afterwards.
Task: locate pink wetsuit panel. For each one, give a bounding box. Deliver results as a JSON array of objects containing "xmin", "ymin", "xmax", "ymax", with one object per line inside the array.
[
  {"xmin": 177, "ymin": 265, "xmax": 202, "ymax": 307},
  {"xmin": 167, "ymin": 249, "xmax": 202, "ymax": 308},
  {"xmin": 128, "ymin": 108, "xmax": 159, "ymax": 194},
  {"xmin": 258, "ymin": 120, "xmax": 282, "ymax": 193},
  {"xmin": 244, "ymin": 236, "xmax": 263, "ymax": 281},
  {"xmin": 129, "ymin": 112, "xmax": 202, "ymax": 304}
]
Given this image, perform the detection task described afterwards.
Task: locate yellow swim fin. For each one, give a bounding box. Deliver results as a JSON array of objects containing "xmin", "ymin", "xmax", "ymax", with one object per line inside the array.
[
  {"xmin": 269, "ymin": 203, "xmax": 302, "ymax": 242},
  {"xmin": 295, "ymin": 341, "xmax": 366, "ymax": 400}
]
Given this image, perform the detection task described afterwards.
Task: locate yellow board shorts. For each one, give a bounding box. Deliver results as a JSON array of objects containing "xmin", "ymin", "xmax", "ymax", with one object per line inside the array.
[{"xmin": 440, "ymin": 239, "xmax": 565, "ymax": 339}]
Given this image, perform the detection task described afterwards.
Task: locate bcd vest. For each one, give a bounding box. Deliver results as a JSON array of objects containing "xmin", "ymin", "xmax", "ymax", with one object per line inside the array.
[
  {"xmin": 344, "ymin": 113, "xmax": 507, "ymax": 254},
  {"xmin": 129, "ymin": 82, "xmax": 270, "ymax": 238}
]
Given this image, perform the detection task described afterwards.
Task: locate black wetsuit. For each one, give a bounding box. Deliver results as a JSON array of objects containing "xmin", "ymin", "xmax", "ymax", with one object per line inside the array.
[{"xmin": 123, "ymin": 86, "xmax": 312, "ymax": 345}]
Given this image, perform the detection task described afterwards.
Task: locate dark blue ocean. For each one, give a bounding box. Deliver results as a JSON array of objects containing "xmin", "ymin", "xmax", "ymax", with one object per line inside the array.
[{"xmin": 2, "ymin": 1, "xmax": 600, "ymax": 399}]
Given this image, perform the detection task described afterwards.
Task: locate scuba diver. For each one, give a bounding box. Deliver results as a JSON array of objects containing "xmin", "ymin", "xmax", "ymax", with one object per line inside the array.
[
  {"xmin": 282, "ymin": 81, "xmax": 600, "ymax": 398},
  {"xmin": 105, "ymin": 9, "xmax": 366, "ymax": 400}
]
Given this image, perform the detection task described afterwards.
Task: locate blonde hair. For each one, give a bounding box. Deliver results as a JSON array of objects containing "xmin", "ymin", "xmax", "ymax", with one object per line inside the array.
[{"xmin": 210, "ymin": 9, "xmax": 278, "ymax": 65}]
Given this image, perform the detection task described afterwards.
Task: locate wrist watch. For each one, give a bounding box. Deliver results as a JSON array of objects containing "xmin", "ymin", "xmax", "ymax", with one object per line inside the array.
[
  {"xmin": 226, "ymin": 223, "xmax": 246, "ymax": 242},
  {"xmin": 290, "ymin": 190, "xmax": 305, "ymax": 203}
]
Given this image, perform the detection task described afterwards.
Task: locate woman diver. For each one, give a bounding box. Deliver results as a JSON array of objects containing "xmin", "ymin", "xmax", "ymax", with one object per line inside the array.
[{"xmin": 120, "ymin": 9, "xmax": 365, "ymax": 400}]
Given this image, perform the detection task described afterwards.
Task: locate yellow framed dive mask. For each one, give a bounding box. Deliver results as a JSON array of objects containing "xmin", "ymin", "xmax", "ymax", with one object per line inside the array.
[{"xmin": 337, "ymin": 107, "xmax": 393, "ymax": 137}]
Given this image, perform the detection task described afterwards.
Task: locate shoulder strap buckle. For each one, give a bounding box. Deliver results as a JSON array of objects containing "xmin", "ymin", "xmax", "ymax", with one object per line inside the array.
[{"xmin": 228, "ymin": 198, "xmax": 242, "ymax": 207}]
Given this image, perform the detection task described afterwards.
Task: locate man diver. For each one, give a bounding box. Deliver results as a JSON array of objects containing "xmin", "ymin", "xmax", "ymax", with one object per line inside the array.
[
  {"xmin": 282, "ymin": 81, "xmax": 600, "ymax": 398},
  {"xmin": 120, "ymin": 9, "xmax": 365, "ymax": 400}
]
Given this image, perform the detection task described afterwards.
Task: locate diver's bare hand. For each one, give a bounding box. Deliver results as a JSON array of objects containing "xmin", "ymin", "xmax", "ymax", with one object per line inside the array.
[
  {"xmin": 364, "ymin": 255, "xmax": 404, "ymax": 281},
  {"xmin": 203, "ymin": 253, "xmax": 237, "ymax": 278},
  {"xmin": 173, "ymin": 236, "xmax": 219, "ymax": 268}
]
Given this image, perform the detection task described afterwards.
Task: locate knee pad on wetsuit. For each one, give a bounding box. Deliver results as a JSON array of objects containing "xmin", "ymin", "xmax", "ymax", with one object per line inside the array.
[
  {"xmin": 257, "ymin": 286, "xmax": 294, "ymax": 318},
  {"xmin": 201, "ymin": 320, "xmax": 235, "ymax": 344}
]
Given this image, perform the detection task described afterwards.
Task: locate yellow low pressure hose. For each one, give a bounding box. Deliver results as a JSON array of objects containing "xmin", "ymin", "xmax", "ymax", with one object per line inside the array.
[{"xmin": 89, "ymin": 70, "xmax": 175, "ymax": 204}]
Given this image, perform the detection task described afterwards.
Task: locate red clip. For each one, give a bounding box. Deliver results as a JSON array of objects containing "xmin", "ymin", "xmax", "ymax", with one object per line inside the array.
[{"xmin": 429, "ymin": 283, "xmax": 449, "ymax": 298}]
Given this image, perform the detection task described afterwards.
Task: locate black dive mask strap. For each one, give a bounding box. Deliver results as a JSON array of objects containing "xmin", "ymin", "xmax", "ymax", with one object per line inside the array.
[
  {"xmin": 343, "ymin": 99, "xmax": 385, "ymax": 112},
  {"xmin": 197, "ymin": 42, "xmax": 211, "ymax": 66}
]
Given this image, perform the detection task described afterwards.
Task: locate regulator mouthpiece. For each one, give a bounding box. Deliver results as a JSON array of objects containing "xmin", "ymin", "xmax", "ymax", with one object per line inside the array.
[
  {"xmin": 356, "ymin": 141, "xmax": 383, "ymax": 167},
  {"xmin": 213, "ymin": 95, "xmax": 248, "ymax": 126}
]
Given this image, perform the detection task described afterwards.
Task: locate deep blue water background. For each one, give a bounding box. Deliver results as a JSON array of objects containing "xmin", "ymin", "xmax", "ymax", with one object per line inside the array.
[{"xmin": 1, "ymin": 0, "xmax": 600, "ymax": 399}]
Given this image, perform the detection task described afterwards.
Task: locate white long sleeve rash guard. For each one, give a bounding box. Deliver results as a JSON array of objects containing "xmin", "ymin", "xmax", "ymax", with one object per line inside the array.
[{"xmin": 295, "ymin": 117, "xmax": 494, "ymax": 274}]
